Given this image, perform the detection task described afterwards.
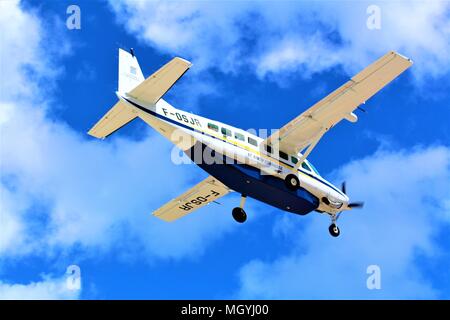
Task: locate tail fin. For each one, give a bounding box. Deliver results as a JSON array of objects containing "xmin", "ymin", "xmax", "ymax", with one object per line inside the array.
[
  {"xmin": 118, "ymin": 48, "xmax": 144, "ymax": 94},
  {"xmin": 88, "ymin": 49, "xmax": 192, "ymax": 139}
]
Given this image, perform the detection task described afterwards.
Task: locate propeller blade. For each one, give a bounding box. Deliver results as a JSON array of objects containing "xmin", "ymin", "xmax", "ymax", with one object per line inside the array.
[
  {"xmin": 341, "ymin": 181, "xmax": 346, "ymax": 194},
  {"xmin": 348, "ymin": 202, "xmax": 364, "ymax": 209}
]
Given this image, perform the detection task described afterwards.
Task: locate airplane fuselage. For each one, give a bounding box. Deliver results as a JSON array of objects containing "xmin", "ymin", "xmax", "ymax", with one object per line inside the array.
[{"xmin": 120, "ymin": 93, "xmax": 349, "ymax": 216}]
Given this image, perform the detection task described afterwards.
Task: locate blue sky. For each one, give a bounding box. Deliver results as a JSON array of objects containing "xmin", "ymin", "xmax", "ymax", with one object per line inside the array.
[{"xmin": 0, "ymin": 0, "xmax": 450, "ymax": 299}]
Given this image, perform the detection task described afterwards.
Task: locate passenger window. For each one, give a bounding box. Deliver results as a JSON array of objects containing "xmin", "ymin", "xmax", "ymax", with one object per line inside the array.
[
  {"xmin": 279, "ymin": 151, "xmax": 288, "ymax": 160},
  {"xmin": 291, "ymin": 156, "xmax": 298, "ymax": 164},
  {"xmin": 235, "ymin": 132, "xmax": 245, "ymax": 141},
  {"xmin": 302, "ymin": 162, "xmax": 311, "ymax": 172},
  {"xmin": 208, "ymin": 123, "xmax": 219, "ymax": 132},
  {"xmin": 248, "ymin": 137, "xmax": 258, "ymax": 146},
  {"xmin": 221, "ymin": 127, "xmax": 232, "ymax": 137},
  {"xmin": 264, "ymin": 145, "xmax": 273, "ymax": 154}
]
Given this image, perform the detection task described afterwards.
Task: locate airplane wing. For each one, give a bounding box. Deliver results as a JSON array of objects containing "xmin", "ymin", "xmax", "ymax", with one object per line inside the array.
[
  {"xmin": 127, "ymin": 57, "xmax": 192, "ymax": 105},
  {"xmin": 264, "ymin": 51, "xmax": 413, "ymax": 158},
  {"xmin": 153, "ymin": 176, "xmax": 232, "ymax": 222}
]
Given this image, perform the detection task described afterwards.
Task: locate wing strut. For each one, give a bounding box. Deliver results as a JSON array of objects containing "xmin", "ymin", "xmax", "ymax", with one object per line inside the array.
[{"xmin": 293, "ymin": 129, "xmax": 326, "ymax": 171}]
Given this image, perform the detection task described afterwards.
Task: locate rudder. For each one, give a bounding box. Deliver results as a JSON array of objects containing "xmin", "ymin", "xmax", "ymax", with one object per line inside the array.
[{"xmin": 118, "ymin": 48, "xmax": 144, "ymax": 94}]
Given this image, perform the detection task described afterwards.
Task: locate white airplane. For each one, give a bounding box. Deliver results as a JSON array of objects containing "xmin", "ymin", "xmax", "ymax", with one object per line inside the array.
[{"xmin": 88, "ymin": 48, "xmax": 412, "ymax": 237}]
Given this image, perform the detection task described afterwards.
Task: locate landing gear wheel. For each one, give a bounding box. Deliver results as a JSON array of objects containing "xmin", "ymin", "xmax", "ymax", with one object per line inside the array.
[
  {"xmin": 285, "ymin": 174, "xmax": 300, "ymax": 191},
  {"xmin": 328, "ymin": 223, "xmax": 340, "ymax": 237},
  {"xmin": 232, "ymin": 207, "xmax": 247, "ymax": 223}
]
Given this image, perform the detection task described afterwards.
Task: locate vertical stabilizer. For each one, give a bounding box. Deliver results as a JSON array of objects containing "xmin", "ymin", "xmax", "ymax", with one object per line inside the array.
[{"xmin": 118, "ymin": 48, "xmax": 144, "ymax": 94}]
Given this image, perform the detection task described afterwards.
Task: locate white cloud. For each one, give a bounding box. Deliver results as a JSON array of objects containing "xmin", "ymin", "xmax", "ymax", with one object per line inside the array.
[
  {"xmin": 0, "ymin": 275, "xmax": 80, "ymax": 300},
  {"xmin": 307, "ymin": 1, "xmax": 450, "ymax": 81},
  {"xmin": 109, "ymin": 1, "xmax": 255, "ymax": 74},
  {"xmin": 255, "ymin": 34, "xmax": 342, "ymax": 80},
  {"xmin": 109, "ymin": 1, "xmax": 450, "ymax": 83},
  {"xmin": 0, "ymin": 184, "xmax": 30, "ymax": 256},
  {"xmin": 0, "ymin": 0, "xmax": 64, "ymax": 101},
  {"xmin": 236, "ymin": 146, "xmax": 450, "ymax": 299}
]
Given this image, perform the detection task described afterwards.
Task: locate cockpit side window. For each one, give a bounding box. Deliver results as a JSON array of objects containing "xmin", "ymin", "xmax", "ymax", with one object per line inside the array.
[{"xmin": 301, "ymin": 162, "xmax": 311, "ymax": 172}]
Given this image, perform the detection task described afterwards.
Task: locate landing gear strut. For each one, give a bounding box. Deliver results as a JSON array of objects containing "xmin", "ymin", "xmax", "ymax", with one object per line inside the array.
[
  {"xmin": 328, "ymin": 213, "xmax": 341, "ymax": 237},
  {"xmin": 232, "ymin": 195, "xmax": 247, "ymax": 223}
]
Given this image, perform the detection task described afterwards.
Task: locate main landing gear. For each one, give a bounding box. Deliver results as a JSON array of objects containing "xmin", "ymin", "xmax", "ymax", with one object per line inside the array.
[
  {"xmin": 285, "ymin": 174, "xmax": 300, "ymax": 191},
  {"xmin": 328, "ymin": 213, "xmax": 341, "ymax": 237},
  {"xmin": 232, "ymin": 195, "xmax": 247, "ymax": 223}
]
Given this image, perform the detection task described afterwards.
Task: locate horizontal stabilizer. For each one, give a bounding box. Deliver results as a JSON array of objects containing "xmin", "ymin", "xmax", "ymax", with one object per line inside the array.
[
  {"xmin": 127, "ymin": 57, "xmax": 192, "ymax": 105},
  {"xmin": 88, "ymin": 100, "xmax": 137, "ymax": 139}
]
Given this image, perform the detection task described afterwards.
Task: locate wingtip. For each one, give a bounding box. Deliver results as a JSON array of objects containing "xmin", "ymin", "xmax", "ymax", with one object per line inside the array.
[
  {"xmin": 175, "ymin": 57, "xmax": 193, "ymax": 68},
  {"xmin": 87, "ymin": 129, "xmax": 105, "ymax": 139},
  {"xmin": 392, "ymin": 51, "xmax": 414, "ymax": 65}
]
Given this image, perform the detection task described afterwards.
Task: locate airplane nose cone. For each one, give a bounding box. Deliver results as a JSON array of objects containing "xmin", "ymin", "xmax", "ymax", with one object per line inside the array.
[
  {"xmin": 344, "ymin": 194, "xmax": 350, "ymax": 203},
  {"xmin": 339, "ymin": 194, "xmax": 350, "ymax": 209}
]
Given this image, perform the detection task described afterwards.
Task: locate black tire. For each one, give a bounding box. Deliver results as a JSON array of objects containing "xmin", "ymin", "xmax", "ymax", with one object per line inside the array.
[
  {"xmin": 232, "ymin": 207, "xmax": 247, "ymax": 223},
  {"xmin": 285, "ymin": 174, "xmax": 300, "ymax": 191},
  {"xmin": 328, "ymin": 223, "xmax": 340, "ymax": 237}
]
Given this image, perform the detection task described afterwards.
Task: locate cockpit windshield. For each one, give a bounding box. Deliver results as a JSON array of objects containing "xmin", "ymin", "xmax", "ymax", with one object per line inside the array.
[{"xmin": 305, "ymin": 160, "xmax": 320, "ymax": 176}]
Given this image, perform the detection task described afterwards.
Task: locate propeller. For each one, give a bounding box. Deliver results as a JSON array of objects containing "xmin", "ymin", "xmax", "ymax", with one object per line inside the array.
[
  {"xmin": 341, "ymin": 182, "xmax": 346, "ymax": 195},
  {"xmin": 341, "ymin": 181, "xmax": 364, "ymax": 209},
  {"xmin": 348, "ymin": 202, "xmax": 364, "ymax": 209}
]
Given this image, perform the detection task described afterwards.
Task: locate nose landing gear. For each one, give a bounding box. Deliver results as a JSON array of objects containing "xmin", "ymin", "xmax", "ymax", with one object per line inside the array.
[
  {"xmin": 328, "ymin": 213, "xmax": 341, "ymax": 237},
  {"xmin": 232, "ymin": 195, "xmax": 247, "ymax": 223},
  {"xmin": 328, "ymin": 223, "xmax": 340, "ymax": 237}
]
